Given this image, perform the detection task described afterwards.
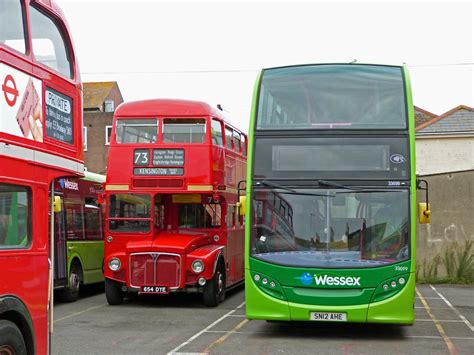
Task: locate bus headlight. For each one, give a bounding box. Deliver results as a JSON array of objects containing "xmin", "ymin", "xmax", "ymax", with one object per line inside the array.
[
  {"xmin": 191, "ymin": 260, "xmax": 204, "ymax": 274},
  {"xmin": 108, "ymin": 258, "xmax": 121, "ymax": 271}
]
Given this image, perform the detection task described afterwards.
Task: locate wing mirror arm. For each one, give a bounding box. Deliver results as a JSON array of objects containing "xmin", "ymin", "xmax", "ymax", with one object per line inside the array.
[{"xmin": 416, "ymin": 178, "xmax": 431, "ymax": 223}]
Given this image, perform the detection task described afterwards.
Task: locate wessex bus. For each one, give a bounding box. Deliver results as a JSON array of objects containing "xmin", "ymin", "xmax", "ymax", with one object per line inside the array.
[
  {"xmin": 1, "ymin": 0, "xmax": 84, "ymax": 353},
  {"xmin": 104, "ymin": 99, "xmax": 247, "ymax": 306},
  {"xmin": 53, "ymin": 172, "xmax": 105, "ymax": 302},
  {"xmin": 244, "ymin": 64, "xmax": 430, "ymax": 324}
]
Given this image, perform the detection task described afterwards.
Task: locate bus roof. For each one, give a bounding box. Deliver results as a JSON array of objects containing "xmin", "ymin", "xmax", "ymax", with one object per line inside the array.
[
  {"xmin": 115, "ymin": 99, "xmax": 224, "ymax": 119},
  {"xmin": 83, "ymin": 171, "xmax": 106, "ymax": 183},
  {"xmin": 262, "ymin": 62, "xmax": 405, "ymax": 71}
]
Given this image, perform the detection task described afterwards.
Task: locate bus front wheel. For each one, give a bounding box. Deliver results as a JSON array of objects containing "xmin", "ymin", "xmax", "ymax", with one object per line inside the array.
[
  {"xmin": 105, "ymin": 278, "xmax": 125, "ymax": 305},
  {"xmin": 0, "ymin": 320, "xmax": 27, "ymax": 355},
  {"xmin": 203, "ymin": 264, "xmax": 226, "ymax": 307}
]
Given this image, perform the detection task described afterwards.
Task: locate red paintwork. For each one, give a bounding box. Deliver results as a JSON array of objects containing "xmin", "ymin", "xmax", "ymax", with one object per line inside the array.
[
  {"xmin": 105, "ymin": 99, "xmax": 247, "ymax": 293},
  {"xmin": 0, "ymin": 1, "xmax": 82, "ymax": 354}
]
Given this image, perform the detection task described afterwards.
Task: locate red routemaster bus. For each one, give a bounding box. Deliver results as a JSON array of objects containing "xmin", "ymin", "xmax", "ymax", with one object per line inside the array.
[
  {"xmin": 1, "ymin": 1, "xmax": 83, "ymax": 353},
  {"xmin": 104, "ymin": 99, "xmax": 247, "ymax": 306}
]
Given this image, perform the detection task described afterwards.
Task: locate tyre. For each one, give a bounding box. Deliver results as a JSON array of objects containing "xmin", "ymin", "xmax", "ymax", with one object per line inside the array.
[
  {"xmin": 59, "ymin": 262, "xmax": 82, "ymax": 302},
  {"xmin": 203, "ymin": 264, "xmax": 226, "ymax": 307},
  {"xmin": 105, "ymin": 278, "xmax": 125, "ymax": 305},
  {"xmin": 0, "ymin": 320, "xmax": 27, "ymax": 355}
]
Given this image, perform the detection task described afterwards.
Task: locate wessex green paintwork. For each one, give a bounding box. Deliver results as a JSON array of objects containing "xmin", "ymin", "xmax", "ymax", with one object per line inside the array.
[
  {"xmin": 244, "ymin": 64, "xmax": 417, "ymax": 324},
  {"xmin": 67, "ymin": 240, "xmax": 104, "ymax": 285}
]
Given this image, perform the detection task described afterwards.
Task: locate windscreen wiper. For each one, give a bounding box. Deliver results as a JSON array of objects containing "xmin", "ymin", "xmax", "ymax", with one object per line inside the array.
[{"xmin": 254, "ymin": 180, "xmax": 329, "ymax": 197}]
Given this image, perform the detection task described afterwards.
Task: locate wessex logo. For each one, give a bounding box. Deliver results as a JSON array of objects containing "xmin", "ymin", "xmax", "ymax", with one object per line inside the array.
[{"xmin": 298, "ymin": 273, "xmax": 361, "ymax": 286}]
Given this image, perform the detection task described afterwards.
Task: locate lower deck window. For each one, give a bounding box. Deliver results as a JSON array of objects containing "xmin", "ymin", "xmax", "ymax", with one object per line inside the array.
[{"xmin": 0, "ymin": 184, "xmax": 31, "ymax": 248}]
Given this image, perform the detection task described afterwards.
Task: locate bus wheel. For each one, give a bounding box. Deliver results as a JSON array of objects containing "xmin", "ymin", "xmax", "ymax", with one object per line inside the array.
[
  {"xmin": 105, "ymin": 278, "xmax": 125, "ymax": 305},
  {"xmin": 203, "ymin": 265, "xmax": 226, "ymax": 307},
  {"xmin": 0, "ymin": 320, "xmax": 27, "ymax": 355},
  {"xmin": 59, "ymin": 263, "xmax": 82, "ymax": 302}
]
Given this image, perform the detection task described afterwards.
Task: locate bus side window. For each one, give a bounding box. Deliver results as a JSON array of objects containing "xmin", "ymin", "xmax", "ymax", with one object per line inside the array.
[
  {"xmin": 65, "ymin": 199, "xmax": 84, "ymax": 240},
  {"xmin": 29, "ymin": 4, "xmax": 73, "ymax": 78},
  {"xmin": 0, "ymin": 0, "xmax": 27, "ymax": 54},
  {"xmin": 84, "ymin": 206, "xmax": 101, "ymax": 240},
  {"xmin": 211, "ymin": 119, "xmax": 224, "ymax": 146},
  {"xmin": 233, "ymin": 131, "xmax": 241, "ymax": 153},
  {"xmin": 225, "ymin": 126, "xmax": 233, "ymax": 150},
  {"xmin": 0, "ymin": 184, "xmax": 31, "ymax": 248},
  {"xmin": 241, "ymin": 135, "xmax": 247, "ymax": 156}
]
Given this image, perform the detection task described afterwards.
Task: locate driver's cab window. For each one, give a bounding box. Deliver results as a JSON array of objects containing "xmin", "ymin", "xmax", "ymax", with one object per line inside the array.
[
  {"xmin": 29, "ymin": 4, "xmax": 73, "ymax": 78},
  {"xmin": 178, "ymin": 204, "xmax": 221, "ymax": 228}
]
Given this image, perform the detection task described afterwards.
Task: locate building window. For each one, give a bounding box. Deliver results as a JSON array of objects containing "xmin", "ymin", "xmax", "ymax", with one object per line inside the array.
[
  {"xmin": 105, "ymin": 125, "xmax": 112, "ymax": 145},
  {"xmin": 83, "ymin": 126, "xmax": 87, "ymax": 151}
]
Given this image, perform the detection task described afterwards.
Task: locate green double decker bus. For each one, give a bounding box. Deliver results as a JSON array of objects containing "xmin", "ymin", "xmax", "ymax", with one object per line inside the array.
[{"xmin": 243, "ymin": 63, "xmax": 430, "ymax": 324}]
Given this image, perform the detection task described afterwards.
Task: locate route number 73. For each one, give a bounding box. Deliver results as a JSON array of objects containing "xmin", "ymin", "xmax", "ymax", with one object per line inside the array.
[{"xmin": 134, "ymin": 150, "xmax": 149, "ymax": 166}]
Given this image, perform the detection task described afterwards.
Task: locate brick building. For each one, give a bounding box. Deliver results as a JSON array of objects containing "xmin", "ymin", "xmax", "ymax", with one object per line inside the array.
[{"xmin": 83, "ymin": 82, "xmax": 124, "ymax": 174}]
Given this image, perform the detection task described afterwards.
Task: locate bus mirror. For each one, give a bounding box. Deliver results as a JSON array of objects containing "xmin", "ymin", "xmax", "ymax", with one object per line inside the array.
[
  {"xmin": 238, "ymin": 196, "xmax": 246, "ymax": 216},
  {"xmin": 418, "ymin": 203, "xmax": 431, "ymax": 224},
  {"xmin": 53, "ymin": 196, "xmax": 62, "ymax": 213},
  {"xmin": 97, "ymin": 193, "xmax": 105, "ymax": 205}
]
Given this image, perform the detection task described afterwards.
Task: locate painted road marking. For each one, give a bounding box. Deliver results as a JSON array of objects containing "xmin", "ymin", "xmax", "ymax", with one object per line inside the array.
[
  {"xmin": 416, "ymin": 319, "xmax": 466, "ymax": 323},
  {"xmin": 167, "ymin": 302, "xmax": 246, "ymax": 354},
  {"xmin": 54, "ymin": 303, "xmax": 107, "ymax": 323},
  {"xmin": 430, "ymin": 284, "xmax": 474, "ymax": 332},
  {"xmin": 203, "ymin": 319, "xmax": 249, "ymax": 353},
  {"xmin": 416, "ymin": 288, "xmax": 457, "ymax": 355}
]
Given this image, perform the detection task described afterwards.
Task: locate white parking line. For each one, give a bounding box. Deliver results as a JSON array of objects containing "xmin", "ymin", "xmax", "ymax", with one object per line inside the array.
[
  {"xmin": 416, "ymin": 319, "xmax": 465, "ymax": 323},
  {"xmin": 167, "ymin": 302, "xmax": 245, "ymax": 354},
  {"xmin": 430, "ymin": 285, "xmax": 474, "ymax": 332},
  {"xmin": 54, "ymin": 303, "xmax": 107, "ymax": 323}
]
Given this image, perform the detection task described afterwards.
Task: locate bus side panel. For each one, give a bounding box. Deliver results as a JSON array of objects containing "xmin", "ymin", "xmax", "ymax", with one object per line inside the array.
[
  {"xmin": 67, "ymin": 241, "xmax": 104, "ymax": 285},
  {"xmin": 366, "ymin": 272, "xmax": 415, "ymax": 325},
  {"xmin": 245, "ymin": 270, "xmax": 290, "ymax": 320}
]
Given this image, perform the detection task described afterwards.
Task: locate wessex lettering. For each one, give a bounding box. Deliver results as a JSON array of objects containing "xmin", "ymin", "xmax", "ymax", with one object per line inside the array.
[{"xmin": 314, "ymin": 275, "xmax": 361, "ymax": 286}]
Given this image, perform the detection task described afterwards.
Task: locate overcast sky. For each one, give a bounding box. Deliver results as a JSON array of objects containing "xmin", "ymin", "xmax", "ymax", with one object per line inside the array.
[{"xmin": 56, "ymin": 0, "xmax": 473, "ymax": 131}]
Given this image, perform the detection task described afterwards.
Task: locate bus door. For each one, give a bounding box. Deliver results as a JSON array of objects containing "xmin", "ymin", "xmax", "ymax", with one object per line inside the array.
[{"xmin": 53, "ymin": 194, "xmax": 68, "ymax": 287}]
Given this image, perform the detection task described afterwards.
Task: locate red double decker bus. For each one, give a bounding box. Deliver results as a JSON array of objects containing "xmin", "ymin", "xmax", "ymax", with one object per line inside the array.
[
  {"xmin": 104, "ymin": 99, "xmax": 247, "ymax": 307},
  {"xmin": 1, "ymin": 1, "xmax": 83, "ymax": 353}
]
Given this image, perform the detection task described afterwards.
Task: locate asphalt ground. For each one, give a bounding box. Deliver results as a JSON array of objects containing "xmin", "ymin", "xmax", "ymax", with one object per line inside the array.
[{"xmin": 52, "ymin": 284, "xmax": 473, "ymax": 354}]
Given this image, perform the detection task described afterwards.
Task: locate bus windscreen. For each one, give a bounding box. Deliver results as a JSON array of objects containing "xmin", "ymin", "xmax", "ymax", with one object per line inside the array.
[{"xmin": 256, "ymin": 64, "xmax": 407, "ymax": 130}]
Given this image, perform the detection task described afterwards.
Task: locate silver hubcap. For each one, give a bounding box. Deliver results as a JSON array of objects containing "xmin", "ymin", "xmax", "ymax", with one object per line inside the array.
[
  {"xmin": 217, "ymin": 272, "xmax": 224, "ymax": 293},
  {"xmin": 70, "ymin": 272, "xmax": 79, "ymax": 291}
]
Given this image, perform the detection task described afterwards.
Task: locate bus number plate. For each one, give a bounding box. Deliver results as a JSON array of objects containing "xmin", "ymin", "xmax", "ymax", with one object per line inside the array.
[
  {"xmin": 140, "ymin": 286, "xmax": 169, "ymax": 294},
  {"xmin": 310, "ymin": 312, "xmax": 347, "ymax": 322}
]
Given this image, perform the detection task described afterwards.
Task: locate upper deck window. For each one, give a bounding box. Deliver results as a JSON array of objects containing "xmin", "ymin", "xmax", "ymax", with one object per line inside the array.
[
  {"xmin": 30, "ymin": 5, "xmax": 73, "ymax": 78},
  {"xmin": 225, "ymin": 126, "xmax": 233, "ymax": 149},
  {"xmin": 163, "ymin": 118, "xmax": 206, "ymax": 143},
  {"xmin": 116, "ymin": 119, "xmax": 158, "ymax": 144},
  {"xmin": 211, "ymin": 119, "xmax": 224, "ymax": 146},
  {"xmin": 256, "ymin": 65, "xmax": 406, "ymax": 130},
  {"xmin": 242, "ymin": 135, "xmax": 247, "ymax": 156},
  {"xmin": 0, "ymin": 0, "xmax": 27, "ymax": 54},
  {"xmin": 233, "ymin": 131, "xmax": 241, "ymax": 153}
]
